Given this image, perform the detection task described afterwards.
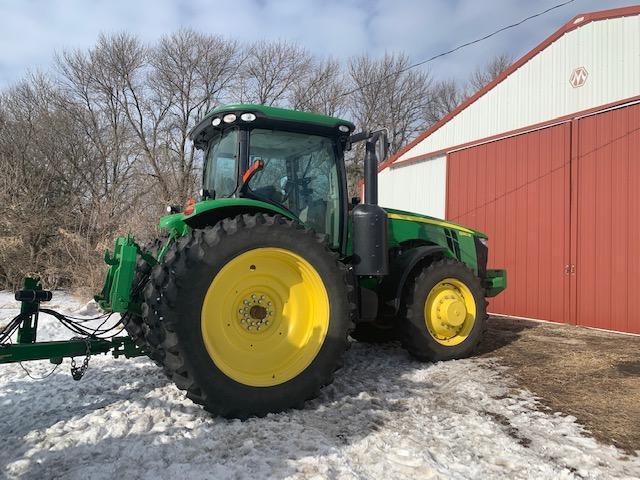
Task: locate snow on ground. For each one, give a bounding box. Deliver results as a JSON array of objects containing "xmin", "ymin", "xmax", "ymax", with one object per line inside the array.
[{"xmin": 0, "ymin": 291, "xmax": 638, "ymax": 480}]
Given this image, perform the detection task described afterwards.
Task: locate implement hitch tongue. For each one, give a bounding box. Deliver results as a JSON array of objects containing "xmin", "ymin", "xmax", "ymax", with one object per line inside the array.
[{"xmin": 0, "ymin": 276, "xmax": 146, "ymax": 373}]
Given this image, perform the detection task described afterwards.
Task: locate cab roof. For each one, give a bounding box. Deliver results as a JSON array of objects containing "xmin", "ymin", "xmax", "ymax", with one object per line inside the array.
[
  {"xmin": 207, "ymin": 104, "xmax": 355, "ymax": 130},
  {"xmin": 190, "ymin": 103, "xmax": 355, "ymax": 149}
]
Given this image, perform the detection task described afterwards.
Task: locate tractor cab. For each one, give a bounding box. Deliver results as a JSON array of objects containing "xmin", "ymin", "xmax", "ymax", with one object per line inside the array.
[{"xmin": 190, "ymin": 104, "xmax": 355, "ymax": 249}]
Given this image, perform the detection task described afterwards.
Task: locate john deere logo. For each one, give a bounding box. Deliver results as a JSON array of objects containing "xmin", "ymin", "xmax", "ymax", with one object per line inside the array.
[{"xmin": 569, "ymin": 67, "xmax": 588, "ymax": 88}]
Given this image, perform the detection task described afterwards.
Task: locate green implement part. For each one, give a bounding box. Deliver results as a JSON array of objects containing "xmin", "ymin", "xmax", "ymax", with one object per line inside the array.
[
  {"xmin": 16, "ymin": 277, "xmax": 40, "ymax": 344},
  {"xmin": 96, "ymin": 235, "xmax": 141, "ymax": 313},
  {"xmin": 484, "ymin": 269, "xmax": 507, "ymax": 297},
  {"xmin": 0, "ymin": 278, "xmax": 147, "ymax": 366},
  {"xmin": 0, "ymin": 336, "xmax": 144, "ymax": 364}
]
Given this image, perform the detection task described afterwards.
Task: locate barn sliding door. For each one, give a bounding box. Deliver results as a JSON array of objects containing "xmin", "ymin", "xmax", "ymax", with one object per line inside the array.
[
  {"xmin": 574, "ymin": 104, "xmax": 640, "ymax": 334},
  {"xmin": 446, "ymin": 123, "xmax": 572, "ymax": 323}
]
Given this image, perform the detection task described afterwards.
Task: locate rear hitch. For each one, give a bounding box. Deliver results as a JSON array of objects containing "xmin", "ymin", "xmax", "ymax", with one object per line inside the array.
[{"xmin": 95, "ymin": 235, "xmax": 141, "ymax": 313}]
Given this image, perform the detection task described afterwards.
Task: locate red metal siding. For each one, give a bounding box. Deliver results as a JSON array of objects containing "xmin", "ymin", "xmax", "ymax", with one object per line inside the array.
[
  {"xmin": 446, "ymin": 104, "xmax": 640, "ymax": 334},
  {"xmin": 446, "ymin": 124, "xmax": 571, "ymax": 323},
  {"xmin": 575, "ymin": 104, "xmax": 640, "ymax": 334}
]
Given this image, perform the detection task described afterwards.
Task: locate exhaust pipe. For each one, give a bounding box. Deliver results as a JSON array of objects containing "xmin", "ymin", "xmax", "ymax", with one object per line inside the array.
[{"xmin": 351, "ymin": 131, "xmax": 389, "ymax": 276}]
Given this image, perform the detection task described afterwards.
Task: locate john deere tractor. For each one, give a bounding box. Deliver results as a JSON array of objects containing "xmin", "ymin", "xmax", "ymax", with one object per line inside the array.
[{"xmin": 1, "ymin": 104, "xmax": 505, "ymax": 418}]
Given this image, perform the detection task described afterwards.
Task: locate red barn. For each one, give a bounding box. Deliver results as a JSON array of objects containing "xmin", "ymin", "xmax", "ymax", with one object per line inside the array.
[{"xmin": 378, "ymin": 6, "xmax": 640, "ymax": 334}]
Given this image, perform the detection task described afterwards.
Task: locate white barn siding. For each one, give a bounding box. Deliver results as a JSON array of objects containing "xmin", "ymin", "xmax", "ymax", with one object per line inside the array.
[
  {"xmin": 397, "ymin": 14, "xmax": 640, "ymax": 161},
  {"xmin": 379, "ymin": 155, "xmax": 446, "ymax": 218}
]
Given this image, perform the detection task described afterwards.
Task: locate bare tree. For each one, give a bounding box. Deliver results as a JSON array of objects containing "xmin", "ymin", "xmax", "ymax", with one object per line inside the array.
[
  {"xmin": 424, "ymin": 53, "xmax": 512, "ymax": 125},
  {"xmin": 290, "ymin": 58, "xmax": 347, "ymax": 117},
  {"xmin": 86, "ymin": 33, "xmax": 176, "ymax": 203},
  {"xmin": 56, "ymin": 44, "xmax": 141, "ymax": 232},
  {"xmin": 346, "ymin": 53, "xmax": 432, "ymax": 194},
  {"xmin": 348, "ymin": 53, "xmax": 432, "ymax": 154},
  {"xmin": 468, "ymin": 53, "xmax": 512, "ymax": 92},
  {"xmin": 233, "ymin": 40, "xmax": 312, "ymax": 106},
  {"xmin": 424, "ymin": 78, "xmax": 466, "ymax": 125},
  {"xmin": 0, "ymin": 74, "xmax": 102, "ymax": 288},
  {"xmin": 150, "ymin": 29, "xmax": 243, "ymax": 203}
]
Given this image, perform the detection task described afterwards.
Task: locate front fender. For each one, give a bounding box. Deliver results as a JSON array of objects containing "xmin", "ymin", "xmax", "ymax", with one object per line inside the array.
[{"xmin": 380, "ymin": 245, "xmax": 449, "ymax": 315}]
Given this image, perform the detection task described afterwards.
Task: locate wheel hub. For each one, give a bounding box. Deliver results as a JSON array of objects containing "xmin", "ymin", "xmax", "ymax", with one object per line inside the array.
[
  {"xmin": 435, "ymin": 292, "xmax": 467, "ymax": 328},
  {"xmin": 424, "ymin": 278, "xmax": 477, "ymax": 346},
  {"xmin": 237, "ymin": 292, "xmax": 274, "ymax": 333}
]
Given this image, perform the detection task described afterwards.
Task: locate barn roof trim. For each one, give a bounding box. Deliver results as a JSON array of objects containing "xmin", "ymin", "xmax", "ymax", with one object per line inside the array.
[{"xmin": 379, "ymin": 5, "xmax": 640, "ymax": 172}]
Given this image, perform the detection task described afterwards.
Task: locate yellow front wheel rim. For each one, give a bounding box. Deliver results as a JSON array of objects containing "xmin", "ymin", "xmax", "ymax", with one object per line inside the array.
[
  {"xmin": 424, "ymin": 278, "xmax": 476, "ymax": 346},
  {"xmin": 201, "ymin": 247, "xmax": 330, "ymax": 387}
]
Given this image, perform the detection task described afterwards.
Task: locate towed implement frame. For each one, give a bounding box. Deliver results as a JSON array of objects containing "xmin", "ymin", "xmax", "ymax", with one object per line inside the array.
[{"xmin": 1, "ymin": 270, "xmax": 146, "ymax": 372}]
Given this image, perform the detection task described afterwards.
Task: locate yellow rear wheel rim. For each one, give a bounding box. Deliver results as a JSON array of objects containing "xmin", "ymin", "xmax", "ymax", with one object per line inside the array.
[
  {"xmin": 424, "ymin": 278, "xmax": 476, "ymax": 346},
  {"xmin": 201, "ymin": 247, "xmax": 330, "ymax": 387}
]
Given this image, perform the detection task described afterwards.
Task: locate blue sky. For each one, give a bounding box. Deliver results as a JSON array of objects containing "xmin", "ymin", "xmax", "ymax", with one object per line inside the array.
[{"xmin": 0, "ymin": 0, "xmax": 636, "ymax": 86}]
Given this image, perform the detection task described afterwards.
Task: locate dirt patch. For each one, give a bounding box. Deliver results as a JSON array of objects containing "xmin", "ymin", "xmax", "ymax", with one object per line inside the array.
[{"xmin": 478, "ymin": 316, "xmax": 640, "ymax": 455}]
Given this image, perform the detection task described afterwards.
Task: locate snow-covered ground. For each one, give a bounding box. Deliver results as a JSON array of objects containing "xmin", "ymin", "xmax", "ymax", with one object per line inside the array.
[{"xmin": 1, "ymin": 292, "xmax": 638, "ymax": 480}]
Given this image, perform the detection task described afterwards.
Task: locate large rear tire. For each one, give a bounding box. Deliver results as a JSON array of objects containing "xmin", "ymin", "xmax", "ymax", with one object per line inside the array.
[
  {"xmin": 142, "ymin": 214, "xmax": 354, "ymax": 418},
  {"xmin": 400, "ymin": 258, "xmax": 487, "ymax": 362}
]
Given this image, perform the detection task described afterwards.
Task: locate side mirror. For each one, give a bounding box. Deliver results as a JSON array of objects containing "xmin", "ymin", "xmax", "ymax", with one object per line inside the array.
[{"xmin": 376, "ymin": 131, "xmax": 390, "ymax": 163}]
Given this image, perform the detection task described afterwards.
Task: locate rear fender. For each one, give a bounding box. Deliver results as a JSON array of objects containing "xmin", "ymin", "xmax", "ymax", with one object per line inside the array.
[{"xmin": 170, "ymin": 198, "xmax": 299, "ymax": 230}]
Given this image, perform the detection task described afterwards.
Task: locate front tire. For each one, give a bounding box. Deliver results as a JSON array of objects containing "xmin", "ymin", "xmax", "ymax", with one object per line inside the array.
[
  {"xmin": 142, "ymin": 214, "xmax": 354, "ymax": 418},
  {"xmin": 400, "ymin": 258, "xmax": 486, "ymax": 362}
]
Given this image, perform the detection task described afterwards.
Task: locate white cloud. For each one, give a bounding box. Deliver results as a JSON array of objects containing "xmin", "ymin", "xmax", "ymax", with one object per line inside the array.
[{"xmin": 0, "ymin": 0, "xmax": 637, "ymax": 86}]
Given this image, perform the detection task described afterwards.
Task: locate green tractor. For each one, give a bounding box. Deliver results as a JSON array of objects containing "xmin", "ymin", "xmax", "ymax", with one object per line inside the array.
[{"xmin": 2, "ymin": 104, "xmax": 505, "ymax": 418}]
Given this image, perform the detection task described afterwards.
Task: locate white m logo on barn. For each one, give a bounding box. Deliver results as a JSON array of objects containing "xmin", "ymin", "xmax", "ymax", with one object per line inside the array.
[{"xmin": 569, "ymin": 67, "xmax": 588, "ymax": 88}]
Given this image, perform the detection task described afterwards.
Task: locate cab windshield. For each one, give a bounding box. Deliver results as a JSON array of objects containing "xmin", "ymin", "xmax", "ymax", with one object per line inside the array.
[
  {"xmin": 204, "ymin": 128, "xmax": 237, "ymax": 197},
  {"xmin": 247, "ymin": 129, "xmax": 341, "ymax": 245}
]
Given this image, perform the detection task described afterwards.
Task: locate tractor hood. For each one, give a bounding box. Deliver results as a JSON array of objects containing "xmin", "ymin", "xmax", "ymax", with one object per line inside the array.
[{"xmin": 383, "ymin": 207, "xmax": 488, "ymax": 239}]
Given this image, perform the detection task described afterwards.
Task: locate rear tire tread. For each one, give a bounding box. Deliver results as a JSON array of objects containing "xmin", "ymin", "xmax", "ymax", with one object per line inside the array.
[{"xmin": 142, "ymin": 214, "xmax": 355, "ymax": 417}]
